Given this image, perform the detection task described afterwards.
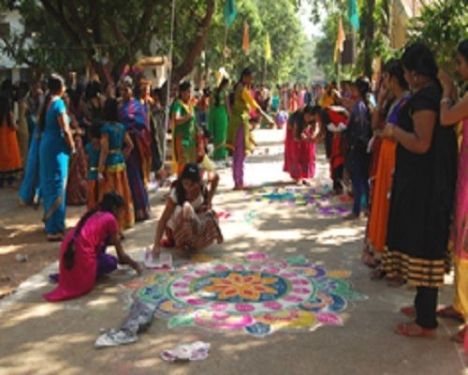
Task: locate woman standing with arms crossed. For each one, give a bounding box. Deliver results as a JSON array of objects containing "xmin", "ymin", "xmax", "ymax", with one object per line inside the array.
[
  {"xmin": 40, "ymin": 74, "xmax": 76, "ymax": 241},
  {"xmin": 381, "ymin": 43, "xmax": 458, "ymax": 337}
]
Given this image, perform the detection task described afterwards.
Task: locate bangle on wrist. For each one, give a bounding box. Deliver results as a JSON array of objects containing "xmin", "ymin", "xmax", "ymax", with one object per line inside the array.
[{"xmin": 441, "ymin": 97, "xmax": 452, "ymax": 105}]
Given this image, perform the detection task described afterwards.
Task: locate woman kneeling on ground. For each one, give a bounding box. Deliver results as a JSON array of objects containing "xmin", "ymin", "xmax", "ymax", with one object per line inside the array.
[
  {"xmin": 44, "ymin": 192, "xmax": 142, "ymax": 302},
  {"xmin": 152, "ymin": 163, "xmax": 223, "ymax": 258}
]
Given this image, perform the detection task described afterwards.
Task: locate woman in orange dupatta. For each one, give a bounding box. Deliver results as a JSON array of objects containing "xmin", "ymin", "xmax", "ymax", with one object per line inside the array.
[
  {"xmin": 0, "ymin": 95, "xmax": 22, "ymax": 187},
  {"xmin": 367, "ymin": 60, "xmax": 410, "ymax": 271}
]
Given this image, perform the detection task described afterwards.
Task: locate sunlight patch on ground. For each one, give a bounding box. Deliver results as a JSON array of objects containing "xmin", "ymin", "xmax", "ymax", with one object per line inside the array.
[
  {"xmin": 314, "ymin": 226, "xmax": 365, "ymax": 246},
  {"xmin": 2, "ymin": 303, "xmax": 60, "ymax": 328},
  {"xmin": 86, "ymin": 296, "xmax": 119, "ymax": 307},
  {"xmin": 0, "ymin": 244, "xmax": 22, "ymax": 255}
]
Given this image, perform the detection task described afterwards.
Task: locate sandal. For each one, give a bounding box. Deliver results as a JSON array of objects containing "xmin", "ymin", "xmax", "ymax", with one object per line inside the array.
[
  {"xmin": 370, "ymin": 268, "xmax": 386, "ymax": 280},
  {"xmin": 450, "ymin": 326, "xmax": 466, "ymax": 344},
  {"xmin": 399, "ymin": 306, "xmax": 415, "ymax": 318},
  {"xmin": 394, "ymin": 322, "xmax": 436, "ymax": 338},
  {"xmin": 47, "ymin": 233, "xmax": 63, "ymax": 242},
  {"xmin": 361, "ymin": 250, "xmax": 380, "ymax": 269},
  {"xmin": 436, "ymin": 306, "xmax": 465, "ymax": 323}
]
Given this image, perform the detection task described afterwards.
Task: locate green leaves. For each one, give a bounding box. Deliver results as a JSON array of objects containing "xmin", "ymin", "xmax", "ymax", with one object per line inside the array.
[{"xmin": 408, "ymin": 0, "xmax": 468, "ymax": 71}]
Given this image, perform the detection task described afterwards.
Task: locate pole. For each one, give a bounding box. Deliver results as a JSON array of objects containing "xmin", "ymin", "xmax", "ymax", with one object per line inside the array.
[{"xmin": 164, "ymin": 0, "xmax": 176, "ymax": 130}]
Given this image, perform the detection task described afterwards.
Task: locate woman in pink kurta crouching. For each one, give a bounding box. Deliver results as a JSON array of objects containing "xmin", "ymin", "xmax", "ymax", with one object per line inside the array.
[{"xmin": 44, "ymin": 192, "xmax": 141, "ymax": 302}]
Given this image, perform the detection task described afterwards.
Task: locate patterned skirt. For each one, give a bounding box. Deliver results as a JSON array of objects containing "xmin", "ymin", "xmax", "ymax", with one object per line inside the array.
[
  {"xmin": 168, "ymin": 202, "xmax": 222, "ymax": 252},
  {"xmin": 101, "ymin": 169, "xmax": 135, "ymax": 229}
]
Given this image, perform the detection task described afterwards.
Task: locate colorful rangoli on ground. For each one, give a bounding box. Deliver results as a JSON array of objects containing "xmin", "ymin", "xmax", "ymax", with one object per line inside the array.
[
  {"xmin": 248, "ymin": 187, "xmax": 351, "ymax": 217},
  {"xmin": 126, "ymin": 252, "xmax": 365, "ymax": 337}
]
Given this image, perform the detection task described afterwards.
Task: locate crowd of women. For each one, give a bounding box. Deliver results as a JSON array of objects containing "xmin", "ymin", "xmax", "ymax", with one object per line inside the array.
[
  {"xmin": 284, "ymin": 41, "xmax": 467, "ymax": 345},
  {"xmin": 0, "ymin": 39, "xmax": 466, "ymax": 349}
]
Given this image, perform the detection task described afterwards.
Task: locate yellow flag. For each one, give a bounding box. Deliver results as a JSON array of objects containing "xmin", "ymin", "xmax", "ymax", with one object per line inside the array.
[
  {"xmin": 265, "ymin": 33, "xmax": 272, "ymax": 61},
  {"xmin": 242, "ymin": 21, "xmax": 250, "ymax": 55},
  {"xmin": 334, "ymin": 17, "xmax": 346, "ymax": 63}
]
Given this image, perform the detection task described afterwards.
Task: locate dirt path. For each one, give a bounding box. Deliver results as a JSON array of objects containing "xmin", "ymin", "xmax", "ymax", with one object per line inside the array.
[{"xmin": 0, "ymin": 129, "xmax": 466, "ymax": 375}]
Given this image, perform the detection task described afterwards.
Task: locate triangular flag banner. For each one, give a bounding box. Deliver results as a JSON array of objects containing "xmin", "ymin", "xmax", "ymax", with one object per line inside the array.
[
  {"xmin": 242, "ymin": 22, "xmax": 250, "ymax": 55},
  {"xmin": 348, "ymin": 0, "xmax": 360, "ymax": 31},
  {"xmin": 224, "ymin": 0, "xmax": 237, "ymax": 28},
  {"xmin": 265, "ymin": 33, "xmax": 272, "ymax": 61},
  {"xmin": 334, "ymin": 17, "xmax": 346, "ymax": 63}
]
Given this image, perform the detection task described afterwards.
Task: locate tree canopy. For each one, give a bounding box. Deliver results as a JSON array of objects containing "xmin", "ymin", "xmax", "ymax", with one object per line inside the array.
[{"xmin": 0, "ymin": 0, "xmax": 313, "ymax": 86}]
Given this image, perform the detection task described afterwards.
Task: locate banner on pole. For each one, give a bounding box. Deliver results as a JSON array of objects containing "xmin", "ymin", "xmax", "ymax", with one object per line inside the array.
[
  {"xmin": 224, "ymin": 0, "xmax": 237, "ymax": 28},
  {"xmin": 242, "ymin": 22, "xmax": 250, "ymax": 55},
  {"xmin": 348, "ymin": 0, "xmax": 360, "ymax": 31},
  {"xmin": 265, "ymin": 33, "xmax": 272, "ymax": 61},
  {"xmin": 334, "ymin": 17, "xmax": 346, "ymax": 63}
]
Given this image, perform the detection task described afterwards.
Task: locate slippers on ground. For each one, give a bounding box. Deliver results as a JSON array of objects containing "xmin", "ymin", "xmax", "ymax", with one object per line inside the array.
[
  {"xmin": 394, "ymin": 322, "xmax": 436, "ymax": 338},
  {"xmin": 47, "ymin": 233, "xmax": 63, "ymax": 242},
  {"xmin": 450, "ymin": 326, "xmax": 466, "ymax": 344},
  {"xmin": 436, "ymin": 306, "xmax": 465, "ymax": 323},
  {"xmin": 361, "ymin": 251, "xmax": 380, "ymax": 269}
]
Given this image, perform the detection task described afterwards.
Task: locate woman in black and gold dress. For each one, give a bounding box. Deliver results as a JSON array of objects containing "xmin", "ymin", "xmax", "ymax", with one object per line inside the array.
[{"xmin": 381, "ymin": 43, "xmax": 458, "ymax": 337}]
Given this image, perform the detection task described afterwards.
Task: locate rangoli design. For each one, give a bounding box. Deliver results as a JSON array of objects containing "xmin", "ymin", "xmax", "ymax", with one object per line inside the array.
[
  {"xmin": 128, "ymin": 252, "xmax": 365, "ymax": 337},
  {"xmin": 250, "ymin": 187, "xmax": 351, "ymax": 216}
]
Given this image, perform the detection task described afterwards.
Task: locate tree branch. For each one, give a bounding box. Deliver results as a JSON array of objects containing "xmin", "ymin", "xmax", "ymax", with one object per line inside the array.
[
  {"xmin": 0, "ymin": 34, "xmax": 36, "ymax": 67},
  {"xmin": 64, "ymin": 0, "xmax": 91, "ymax": 42},
  {"xmin": 39, "ymin": 0, "xmax": 83, "ymax": 45},
  {"xmin": 173, "ymin": 0, "xmax": 215, "ymax": 83},
  {"xmin": 105, "ymin": 17, "xmax": 129, "ymax": 45},
  {"xmin": 131, "ymin": 2, "xmax": 157, "ymax": 46}
]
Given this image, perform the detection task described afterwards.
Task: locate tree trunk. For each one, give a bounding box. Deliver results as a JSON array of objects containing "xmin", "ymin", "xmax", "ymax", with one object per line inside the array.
[
  {"xmin": 362, "ymin": 0, "xmax": 376, "ymax": 78},
  {"xmin": 172, "ymin": 0, "xmax": 215, "ymax": 83}
]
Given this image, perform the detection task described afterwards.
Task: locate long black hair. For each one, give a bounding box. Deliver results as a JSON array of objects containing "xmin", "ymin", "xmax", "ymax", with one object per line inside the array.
[
  {"xmin": 38, "ymin": 73, "xmax": 65, "ymax": 132},
  {"xmin": 63, "ymin": 192, "xmax": 124, "ymax": 270},
  {"xmin": 0, "ymin": 94, "xmax": 12, "ymax": 127},
  {"xmin": 383, "ymin": 59, "xmax": 409, "ymax": 90},
  {"xmin": 215, "ymin": 78, "xmax": 229, "ymax": 107},
  {"xmin": 458, "ymin": 39, "xmax": 468, "ymax": 61},
  {"xmin": 401, "ymin": 42, "xmax": 438, "ymax": 81},
  {"xmin": 353, "ymin": 77, "xmax": 371, "ymax": 113},
  {"xmin": 103, "ymin": 98, "xmax": 120, "ymax": 122},
  {"xmin": 173, "ymin": 163, "xmax": 203, "ymax": 205}
]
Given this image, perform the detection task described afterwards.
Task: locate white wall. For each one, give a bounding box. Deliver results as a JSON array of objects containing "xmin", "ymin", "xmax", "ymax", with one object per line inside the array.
[{"xmin": 0, "ymin": 10, "xmax": 29, "ymax": 72}]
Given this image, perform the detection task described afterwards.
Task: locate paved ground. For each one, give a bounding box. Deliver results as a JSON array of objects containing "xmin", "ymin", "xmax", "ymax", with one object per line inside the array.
[{"xmin": 0, "ymin": 129, "xmax": 466, "ymax": 375}]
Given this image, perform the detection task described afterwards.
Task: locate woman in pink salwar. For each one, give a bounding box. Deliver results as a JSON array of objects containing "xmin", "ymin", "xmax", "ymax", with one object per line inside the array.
[
  {"xmin": 437, "ymin": 40, "xmax": 468, "ymax": 345},
  {"xmin": 44, "ymin": 193, "xmax": 141, "ymax": 302}
]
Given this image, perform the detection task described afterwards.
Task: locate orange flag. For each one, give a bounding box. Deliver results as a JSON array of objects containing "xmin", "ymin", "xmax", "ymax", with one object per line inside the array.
[
  {"xmin": 334, "ymin": 17, "xmax": 346, "ymax": 63},
  {"xmin": 242, "ymin": 21, "xmax": 250, "ymax": 55}
]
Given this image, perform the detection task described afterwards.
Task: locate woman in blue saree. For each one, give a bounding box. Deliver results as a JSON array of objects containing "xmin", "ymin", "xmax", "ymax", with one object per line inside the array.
[
  {"xmin": 118, "ymin": 76, "xmax": 150, "ymax": 222},
  {"xmin": 18, "ymin": 118, "xmax": 41, "ymax": 205},
  {"xmin": 19, "ymin": 84, "xmax": 45, "ymax": 205},
  {"xmin": 39, "ymin": 74, "xmax": 76, "ymax": 241}
]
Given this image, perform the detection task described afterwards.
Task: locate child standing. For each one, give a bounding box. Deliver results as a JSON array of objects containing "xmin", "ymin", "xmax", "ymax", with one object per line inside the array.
[{"xmin": 98, "ymin": 98, "xmax": 135, "ymax": 229}]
